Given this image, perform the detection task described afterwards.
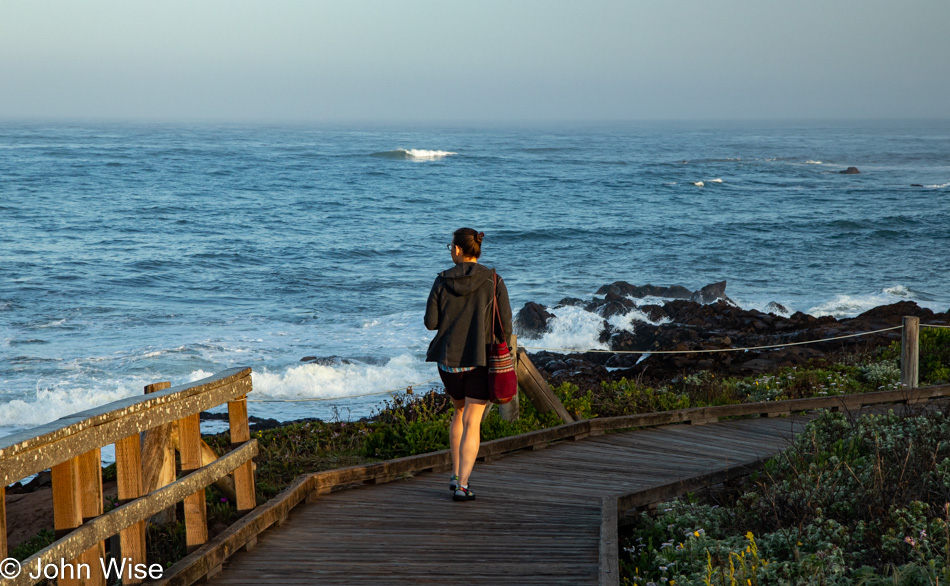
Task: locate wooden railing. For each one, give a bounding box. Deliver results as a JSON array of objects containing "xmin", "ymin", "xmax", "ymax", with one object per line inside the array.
[{"xmin": 0, "ymin": 367, "xmax": 257, "ymax": 586}]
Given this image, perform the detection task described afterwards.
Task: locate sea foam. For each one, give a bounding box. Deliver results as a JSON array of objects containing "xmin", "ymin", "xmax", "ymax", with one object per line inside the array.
[
  {"xmin": 250, "ymin": 354, "xmax": 431, "ymax": 400},
  {"xmin": 807, "ymin": 285, "xmax": 924, "ymax": 318},
  {"xmin": 371, "ymin": 149, "xmax": 457, "ymax": 160}
]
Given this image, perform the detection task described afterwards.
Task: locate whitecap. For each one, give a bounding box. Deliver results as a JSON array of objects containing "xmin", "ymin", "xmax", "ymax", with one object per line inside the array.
[
  {"xmin": 692, "ymin": 181, "xmax": 704, "ymax": 187},
  {"xmin": 708, "ymin": 178, "xmax": 723, "ymax": 183},
  {"xmin": 371, "ymin": 148, "xmax": 457, "ymax": 160},
  {"xmin": 521, "ymin": 305, "xmax": 607, "ymax": 352},
  {"xmin": 925, "ymin": 182, "xmax": 950, "ymax": 188},
  {"xmin": 404, "ymin": 149, "xmax": 456, "ymax": 159},
  {"xmin": 805, "ymin": 160, "xmax": 822, "ymax": 164},
  {"xmin": 807, "ymin": 285, "xmax": 925, "ymax": 318},
  {"xmin": 250, "ymin": 354, "xmax": 431, "ymax": 401}
]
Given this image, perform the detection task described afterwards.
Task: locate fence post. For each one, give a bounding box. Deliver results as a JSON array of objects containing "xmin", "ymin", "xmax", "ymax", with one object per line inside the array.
[
  {"xmin": 901, "ymin": 316, "xmax": 920, "ymax": 389},
  {"xmin": 1, "ymin": 486, "xmax": 7, "ymax": 560},
  {"xmin": 51, "ymin": 456, "xmax": 83, "ymax": 586},
  {"xmin": 499, "ymin": 335, "xmax": 520, "ymax": 421},
  {"xmin": 116, "ymin": 433, "xmax": 146, "ymax": 584},
  {"xmin": 180, "ymin": 412, "xmax": 209, "ymax": 552},
  {"xmin": 78, "ymin": 448, "xmax": 106, "ymax": 585},
  {"xmin": 228, "ymin": 395, "xmax": 257, "ymax": 512}
]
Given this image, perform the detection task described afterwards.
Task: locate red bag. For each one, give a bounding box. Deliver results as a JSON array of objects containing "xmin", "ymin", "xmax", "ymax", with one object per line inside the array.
[{"xmin": 488, "ymin": 270, "xmax": 517, "ymax": 404}]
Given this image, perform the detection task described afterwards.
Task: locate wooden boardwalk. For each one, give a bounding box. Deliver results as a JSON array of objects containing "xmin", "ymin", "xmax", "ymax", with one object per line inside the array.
[{"xmin": 208, "ymin": 416, "xmax": 808, "ymax": 585}]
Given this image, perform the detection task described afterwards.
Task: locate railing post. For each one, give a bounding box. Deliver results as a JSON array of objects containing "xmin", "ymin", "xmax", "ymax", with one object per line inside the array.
[
  {"xmin": 228, "ymin": 395, "xmax": 257, "ymax": 512},
  {"xmin": 499, "ymin": 334, "xmax": 520, "ymax": 421},
  {"xmin": 116, "ymin": 433, "xmax": 146, "ymax": 584},
  {"xmin": 78, "ymin": 448, "xmax": 106, "ymax": 585},
  {"xmin": 142, "ymin": 381, "xmax": 177, "ymax": 525},
  {"xmin": 180, "ymin": 412, "xmax": 209, "ymax": 552},
  {"xmin": 902, "ymin": 316, "xmax": 920, "ymax": 389},
  {"xmin": 1, "ymin": 485, "xmax": 7, "ymax": 560},
  {"xmin": 51, "ymin": 456, "xmax": 83, "ymax": 586}
]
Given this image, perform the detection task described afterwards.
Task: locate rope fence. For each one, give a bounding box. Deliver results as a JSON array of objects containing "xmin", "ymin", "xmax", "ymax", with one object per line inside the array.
[
  {"xmin": 923, "ymin": 324, "xmax": 950, "ymax": 329},
  {"xmin": 520, "ymin": 326, "xmax": 902, "ymax": 355}
]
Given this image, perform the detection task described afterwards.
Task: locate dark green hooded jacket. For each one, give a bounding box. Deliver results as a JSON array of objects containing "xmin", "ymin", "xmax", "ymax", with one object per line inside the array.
[{"xmin": 424, "ymin": 262, "xmax": 512, "ymax": 367}]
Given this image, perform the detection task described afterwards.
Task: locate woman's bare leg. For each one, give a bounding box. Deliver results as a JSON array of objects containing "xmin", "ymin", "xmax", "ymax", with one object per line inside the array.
[
  {"xmin": 458, "ymin": 397, "xmax": 488, "ymax": 487},
  {"xmin": 450, "ymin": 398, "xmax": 466, "ymax": 477}
]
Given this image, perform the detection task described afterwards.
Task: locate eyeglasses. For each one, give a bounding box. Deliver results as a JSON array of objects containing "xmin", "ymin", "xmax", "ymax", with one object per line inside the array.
[{"xmin": 446, "ymin": 244, "xmax": 454, "ymax": 251}]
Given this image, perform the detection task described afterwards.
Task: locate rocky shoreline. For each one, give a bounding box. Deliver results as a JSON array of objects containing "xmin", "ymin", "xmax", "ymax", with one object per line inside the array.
[{"xmin": 516, "ymin": 280, "xmax": 950, "ymax": 390}]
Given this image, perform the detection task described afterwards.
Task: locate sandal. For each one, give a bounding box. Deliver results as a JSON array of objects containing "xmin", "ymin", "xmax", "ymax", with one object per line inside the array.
[{"xmin": 453, "ymin": 486, "xmax": 475, "ymax": 501}]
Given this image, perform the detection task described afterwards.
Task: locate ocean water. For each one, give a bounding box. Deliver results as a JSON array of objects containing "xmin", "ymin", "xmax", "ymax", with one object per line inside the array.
[{"xmin": 2, "ymin": 119, "xmax": 949, "ymax": 441}]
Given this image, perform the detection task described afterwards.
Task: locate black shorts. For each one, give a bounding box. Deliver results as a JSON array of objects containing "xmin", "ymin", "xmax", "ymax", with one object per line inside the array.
[{"xmin": 438, "ymin": 366, "xmax": 490, "ymax": 401}]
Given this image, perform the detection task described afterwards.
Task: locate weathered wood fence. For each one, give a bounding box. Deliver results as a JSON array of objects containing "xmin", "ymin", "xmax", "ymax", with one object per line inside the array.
[{"xmin": 0, "ymin": 368, "xmax": 257, "ymax": 586}]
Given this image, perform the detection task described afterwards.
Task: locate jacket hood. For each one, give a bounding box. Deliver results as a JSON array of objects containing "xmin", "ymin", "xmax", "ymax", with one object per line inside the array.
[{"xmin": 438, "ymin": 263, "xmax": 494, "ymax": 296}]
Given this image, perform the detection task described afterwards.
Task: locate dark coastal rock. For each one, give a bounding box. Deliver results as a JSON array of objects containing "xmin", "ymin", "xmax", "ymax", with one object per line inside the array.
[
  {"xmin": 690, "ymin": 281, "xmax": 730, "ymax": 304},
  {"xmin": 521, "ymin": 277, "xmax": 950, "ymax": 393},
  {"xmin": 515, "ymin": 302, "xmax": 555, "ymax": 337},
  {"xmin": 911, "ymin": 184, "xmax": 924, "ymax": 187},
  {"xmin": 7, "ymin": 471, "xmax": 52, "ymax": 494},
  {"xmin": 588, "ymin": 292, "xmax": 636, "ymax": 318},
  {"xmin": 638, "ymin": 304, "xmax": 668, "ymax": 322},
  {"xmin": 249, "ymin": 418, "xmax": 283, "ymax": 432},
  {"xmin": 595, "ymin": 281, "xmax": 692, "ymax": 299},
  {"xmin": 200, "ymin": 411, "xmax": 230, "ymax": 421},
  {"xmin": 557, "ymin": 297, "xmax": 585, "ymax": 307},
  {"xmin": 765, "ymin": 302, "xmax": 790, "ymax": 315},
  {"xmin": 740, "ymin": 347, "xmax": 826, "ymax": 373},
  {"xmin": 839, "ymin": 167, "xmax": 861, "ymax": 174},
  {"xmin": 300, "ymin": 355, "xmax": 353, "ymax": 365},
  {"xmin": 841, "ymin": 301, "xmax": 936, "ymax": 331}
]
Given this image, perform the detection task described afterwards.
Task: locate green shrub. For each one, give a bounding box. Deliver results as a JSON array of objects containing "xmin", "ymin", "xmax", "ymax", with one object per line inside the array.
[
  {"xmin": 882, "ymin": 327, "xmax": 950, "ymax": 385},
  {"xmin": 621, "ymin": 409, "xmax": 950, "ymax": 584}
]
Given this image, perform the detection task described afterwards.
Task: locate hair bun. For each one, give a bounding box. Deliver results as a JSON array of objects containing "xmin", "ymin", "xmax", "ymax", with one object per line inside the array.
[{"xmin": 476, "ymin": 232, "xmax": 484, "ymax": 243}]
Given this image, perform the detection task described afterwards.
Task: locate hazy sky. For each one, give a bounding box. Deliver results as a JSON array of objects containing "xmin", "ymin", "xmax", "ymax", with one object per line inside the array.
[{"xmin": 1, "ymin": 1, "xmax": 948, "ymax": 122}]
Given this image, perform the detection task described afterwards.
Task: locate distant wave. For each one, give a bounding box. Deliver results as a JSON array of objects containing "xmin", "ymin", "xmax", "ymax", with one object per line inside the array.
[
  {"xmin": 807, "ymin": 285, "xmax": 929, "ymax": 318},
  {"xmin": 926, "ymin": 182, "xmax": 950, "ymax": 189},
  {"xmin": 708, "ymin": 178, "xmax": 723, "ymax": 183},
  {"xmin": 805, "ymin": 160, "xmax": 823, "ymax": 164},
  {"xmin": 371, "ymin": 149, "xmax": 457, "ymax": 160}
]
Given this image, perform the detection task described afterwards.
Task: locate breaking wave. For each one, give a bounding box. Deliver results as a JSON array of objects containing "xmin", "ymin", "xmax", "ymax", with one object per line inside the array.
[
  {"xmin": 807, "ymin": 285, "xmax": 934, "ymax": 318},
  {"xmin": 371, "ymin": 149, "xmax": 457, "ymax": 160}
]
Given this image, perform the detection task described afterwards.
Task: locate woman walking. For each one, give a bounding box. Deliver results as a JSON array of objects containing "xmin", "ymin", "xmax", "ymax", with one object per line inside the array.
[{"xmin": 425, "ymin": 228, "xmax": 512, "ymax": 501}]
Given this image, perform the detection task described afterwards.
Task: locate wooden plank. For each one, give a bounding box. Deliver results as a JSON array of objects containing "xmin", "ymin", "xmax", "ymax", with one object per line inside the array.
[
  {"xmin": 8, "ymin": 441, "xmax": 256, "ymax": 586},
  {"xmin": 151, "ymin": 473, "xmax": 312, "ymax": 586},
  {"xmin": 599, "ymin": 497, "xmax": 619, "ymax": 586},
  {"xmin": 902, "ymin": 316, "xmax": 920, "ymax": 389},
  {"xmin": 179, "ymin": 413, "xmax": 209, "ymax": 552},
  {"xmin": 52, "ymin": 457, "xmax": 83, "ymax": 538},
  {"xmin": 78, "ymin": 448, "xmax": 106, "ymax": 585},
  {"xmin": 228, "ymin": 395, "xmax": 256, "ymax": 512},
  {"xmin": 597, "ymin": 383, "xmax": 950, "ymax": 433},
  {"xmin": 616, "ymin": 458, "xmax": 767, "ymax": 512},
  {"xmin": 0, "ymin": 368, "xmax": 252, "ymax": 486},
  {"xmin": 116, "ymin": 433, "xmax": 146, "ymax": 584},
  {"xmin": 51, "ymin": 457, "xmax": 84, "ymax": 586},
  {"xmin": 516, "ymin": 350, "xmax": 575, "ymax": 423},
  {"xmin": 0, "ymin": 485, "xmax": 5, "ymax": 559}
]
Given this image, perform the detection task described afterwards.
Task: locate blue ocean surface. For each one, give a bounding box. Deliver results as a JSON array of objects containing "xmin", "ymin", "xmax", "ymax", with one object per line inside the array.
[{"xmin": 1, "ymin": 119, "xmax": 949, "ymax": 441}]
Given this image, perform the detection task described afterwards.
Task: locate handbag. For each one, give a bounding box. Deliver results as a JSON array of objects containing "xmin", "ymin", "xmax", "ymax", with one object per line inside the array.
[{"xmin": 487, "ymin": 270, "xmax": 517, "ymax": 404}]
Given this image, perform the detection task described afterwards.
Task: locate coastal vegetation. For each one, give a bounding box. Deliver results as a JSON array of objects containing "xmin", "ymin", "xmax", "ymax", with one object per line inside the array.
[
  {"xmin": 6, "ymin": 329, "xmax": 949, "ymax": 577},
  {"xmin": 622, "ymin": 408, "xmax": 950, "ymax": 585}
]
